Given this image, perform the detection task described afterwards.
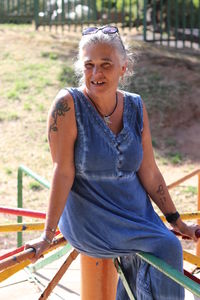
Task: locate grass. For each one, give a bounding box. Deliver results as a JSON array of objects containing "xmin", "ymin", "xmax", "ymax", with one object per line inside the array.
[
  {"xmin": 183, "ymin": 186, "xmax": 198, "ymax": 196},
  {"xmin": 29, "ymin": 181, "xmax": 44, "ymax": 191},
  {"xmin": 0, "ymin": 24, "xmax": 199, "ymax": 250},
  {"xmin": 167, "ymin": 152, "xmax": 183, "ymax": 165}
]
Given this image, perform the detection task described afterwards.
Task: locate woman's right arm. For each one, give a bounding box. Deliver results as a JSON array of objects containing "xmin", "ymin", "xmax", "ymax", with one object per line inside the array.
[{"xmin": 25, "ymin": 90, "xmax": 77, "ymax": 262}]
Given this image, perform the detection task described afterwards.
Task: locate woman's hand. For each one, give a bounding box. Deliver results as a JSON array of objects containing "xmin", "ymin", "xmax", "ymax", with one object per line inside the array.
[
  {"xmin": 172, "ymin": 218, "xmax": 200, "ymax": 242},
  {"xmin": 25, "ymin": 236, "xmax": 51, "ymax": 264}
]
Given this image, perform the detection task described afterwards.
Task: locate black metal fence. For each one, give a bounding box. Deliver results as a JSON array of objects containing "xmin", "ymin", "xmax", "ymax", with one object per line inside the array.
[{"xmin": 0, "ymin": 0, "xmax": 199, "ymax": 49}]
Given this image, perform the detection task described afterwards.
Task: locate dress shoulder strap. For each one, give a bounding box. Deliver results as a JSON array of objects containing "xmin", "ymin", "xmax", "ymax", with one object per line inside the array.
[{"xmin": 125, "ymin": 92, "xmax": 143, "ymax": 132}]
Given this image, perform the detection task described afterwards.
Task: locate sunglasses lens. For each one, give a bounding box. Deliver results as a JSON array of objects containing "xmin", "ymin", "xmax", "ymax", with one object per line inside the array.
[
  {"xmin": 82, "ymin": 27, "xmax": 98, "ymax": 35},
  {"xmin": 102, "ymin": 26, "xmax": 118, "ymax": 34}
]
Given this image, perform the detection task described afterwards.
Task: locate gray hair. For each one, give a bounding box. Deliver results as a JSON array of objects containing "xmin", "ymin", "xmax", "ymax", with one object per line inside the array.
[{"xmin": 74, "ymin": 30, "xmax": 135, "ymax": 87}]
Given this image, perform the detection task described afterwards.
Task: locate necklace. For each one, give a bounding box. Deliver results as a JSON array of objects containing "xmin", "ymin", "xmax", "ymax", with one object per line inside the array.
[{"xmin": 86, "ymin": 92, "xmax": 118, "ymax": 125}]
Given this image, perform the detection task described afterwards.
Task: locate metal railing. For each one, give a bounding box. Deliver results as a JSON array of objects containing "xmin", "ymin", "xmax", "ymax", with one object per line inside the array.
[
  {"xmin": 0, "ymin": 0, "xmax": 199, "ymax": 48},
  {"xmin": 17, "ymin": 164, "xmax": 50, "ymax": 247},
  {"xmin": 143, "ymin": 0, "xmax": 200, "ymax": 48},
  {"xmin": 1, "ymin": 165, "xmax": 200, "ymax": 297},
  {"xmin": 114, "ymin": 168, "xmax": 200, "ymax": 299},
  {"xmin": 114, "ymin": 251, "xmax": 200, "ymax": 299}
]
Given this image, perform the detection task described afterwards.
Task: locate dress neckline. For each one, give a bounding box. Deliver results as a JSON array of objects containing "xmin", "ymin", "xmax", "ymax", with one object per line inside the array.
[{"xmin": 77, "ymin": 88, "xmax": 128, "ymax": 140}]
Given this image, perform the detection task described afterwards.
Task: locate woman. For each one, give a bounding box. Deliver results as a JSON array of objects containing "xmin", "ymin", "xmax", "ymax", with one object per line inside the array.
[{"xmin": 25, "ymin": 25, "xmax": 199, "ymax": 299}]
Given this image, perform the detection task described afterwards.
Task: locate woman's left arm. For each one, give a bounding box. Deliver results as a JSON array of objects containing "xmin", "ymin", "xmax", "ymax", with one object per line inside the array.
[{"xmin": 137, "ymin": 100, "xmax": 199, "ymax": 241}]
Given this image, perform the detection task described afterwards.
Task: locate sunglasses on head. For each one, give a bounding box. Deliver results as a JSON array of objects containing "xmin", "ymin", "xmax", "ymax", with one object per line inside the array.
[{"xmin": 82, "ymin": 25, "xmax": 119, "ymax": 36}]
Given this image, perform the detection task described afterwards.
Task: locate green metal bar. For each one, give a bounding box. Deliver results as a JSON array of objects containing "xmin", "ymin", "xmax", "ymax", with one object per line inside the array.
[
  {"xmin": 129, "ymin": 0, "xmax": 132, "ymax": 29},
  {"xmin": 17, "ymin": 165, "xmax": 50, "ymax": 247},
  {"xmin": 114, "ymin": 0, "xmax": 117, "ymax": 24},
  {"xmin": 18, "ymin": 165, "xmax": 50, "ymax": 189},
  {"xmin": 55, "ymin": 0, "xmax": 58, "ymax": 32},
  {"xmin": 17, "ymin": 168, "xmax": 23, "ymax": 247},
  {"xmin": 153, "ymin": 0, "xmax": 156, "ymax": 41},
  {"xmin": 27, "ymin": 244, "xmax": 72, "ymax": 273},
  {"xmin": 182, "ymin": 0, "xmax": 186, "ymax": 47},
  {"xmin": 108, "ymin": 0, "xmax": 111, "ymax": 23},
  {"xmin": 24, "ymin": 0, "xmax": 26, "ymax": 15},
  {"xmin": 17, "ymin": 0, "xmax": 19, "ymax": 15},
  {"xmin": 67, "ymin": 0, "xmax": 70, "ymax": 29},
  {"xmin": 43, "ymin": 0, "xmax": 46, "ymax": 30},
  {"xmin": 7, "ymin": 0, "xmax": 10, "ymax": 15},
  {"xmin": 81, "ymin": 0, "xmax": 83, "ymax": 29},
  {"xmin": 101, "ymin": 0, "xmax": 104, "ymax": 26},
  {"xmin": 175, "ymin": 0, "xmax": 178, "ymax": 48},
  {"xmin": 190, "ymin": 0, "xmax": 194, "ymax": 48},
  {"xmin": 137, "ymin": 252, "xmax": 200, "ymax": 297},
  {"xmin": 61, "ymin": 0, "xmax": 65, "ymax": 31},
  {"xmin": 114, "ymin": 258, "xmax": 136, "ymax": 300},
  {"xmin": 199, "ymin": 0, "xmax": 200, "ymax": 48},
  {"xmin": 136, "ymin": 0, "xmax": 139, "ymax": 29},
  {"xmin": 167, "ymin": 0, "xmax": 171, "ymax": 46},
  {"xmin": 34, "ymin": 0, "xmax": 39, "ymax": 30},
  {"xmin": 160, "ymin": 0, "xmax": 163, "ymax": 45},
  {"xmin": 87, "ymin": 0, "xmax": 90, "ymax": 25},
  {"xmin": 74, "ymin": 0, "xmax": 77, "ymax": 31},
  {"xmin": 143, "ymin": 0, "xmax": 147, "ymax": 41},
  {"xmin": 122, "ymin": 0, "xmax": 125, "ymax": 29}
]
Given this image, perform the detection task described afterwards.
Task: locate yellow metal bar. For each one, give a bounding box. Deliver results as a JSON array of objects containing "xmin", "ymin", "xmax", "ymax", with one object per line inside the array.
[
  {"xmin": 0, "ymin": 260, "xmax": 31, "ymax": 282},
  {"xmin": 183, "ymin": 250, "xmax": 200, "ymax": 268},
  {"xmin": 0, "ymin": 222, "xmax": 45, "ymax": 232},
  {"xmin": 160, "ymin": 212, "xmax": 200, "ymax": 222},
  {"xmin": 0, "ymin": 236, "xmax": 67, "ymax": 282}
]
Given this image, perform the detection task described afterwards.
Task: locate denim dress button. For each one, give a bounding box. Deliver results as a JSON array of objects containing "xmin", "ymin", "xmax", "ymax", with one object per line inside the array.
[{"xmin": 118, "ymin": 171, "xmax": 123, "ymax": 177}]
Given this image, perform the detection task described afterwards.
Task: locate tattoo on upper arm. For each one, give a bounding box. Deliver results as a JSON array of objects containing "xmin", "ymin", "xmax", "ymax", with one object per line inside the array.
[
  {"xmin": 48, "ymin": 97, "xmax": 71, "ymax": 140},
  {"xmin": 156, "ymin": 184, "xmax": 166, "ymax": 206}
]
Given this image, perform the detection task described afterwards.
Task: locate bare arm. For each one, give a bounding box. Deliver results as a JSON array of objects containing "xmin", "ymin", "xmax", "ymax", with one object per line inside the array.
[
  {"xmin": 45, "ymin": 90, "xmax": 77, "ymax": 233},
  {"xmin": 25, "ymin": 89, "xmax": 77, "ymax": 260},
  {"xmin": 137, "ymin": 101, "xmax": 199, "ymax": 240}
]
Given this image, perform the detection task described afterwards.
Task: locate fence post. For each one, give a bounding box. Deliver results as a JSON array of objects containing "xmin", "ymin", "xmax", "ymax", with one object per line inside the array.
[
  {"xmin": 197, "ymin": 173, "xmax": 200, "ymax": 256},
  {"xmin": 81, "ymin": 255, "xmax": 118, "ymax": 300},
  {"xmin": 143, "ymin": 0, "xmax": 147, "ymax": 41},
  {"xmin": 17, "ymin": 168, "xmax": 23, "ymax": 247},
  {"xmin": 34, "ymin": 0, "xmax": 39, "ymax": 30}
]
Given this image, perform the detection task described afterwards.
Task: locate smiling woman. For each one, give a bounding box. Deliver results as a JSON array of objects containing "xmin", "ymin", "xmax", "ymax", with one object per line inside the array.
[{"xmin": 25, "ymin": 25, "xmax": 200, "ymax": 300}]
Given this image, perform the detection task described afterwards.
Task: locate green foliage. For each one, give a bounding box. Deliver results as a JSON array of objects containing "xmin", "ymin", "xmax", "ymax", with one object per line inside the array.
[
  {"xmin": 183, "ymin": 186, "xmax": 198, "ymax": 196},
  {"xmin": 29, "ymin": 181, "xmax": 43, "ymax": 191},
  {"xmin": 0, "ymin": 111, "xmax": 15, "ymax": 122},
  {"xmin": 165, "ymin": 138, "xmax": 177, "ymax": 147},
  {"xmin": 5, "ymin": 167, "xmax": 12, "ymax": 175},
  {"xmin": 24, "ymin": 102, "xmax": 32, "ymax": 111},
  {"xmin": 167, "ymin": 152, "xmax": 183, "ymax": 165},
  {"xmin": 41, "ymin": 51, "xmax": 58, "ymax": 60},
  {"xmin": 58, "ymin": 66, "xmax": 78, "ymax": 87}
]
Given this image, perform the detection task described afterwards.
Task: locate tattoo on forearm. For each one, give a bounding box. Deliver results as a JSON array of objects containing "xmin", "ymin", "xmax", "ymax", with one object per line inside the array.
[
  {"xmin": 48, "ymin": 97, "xmax": 70, "ymax": 140},
  {"xmin": 156, "ymin": 184, "xmax": 166, "ymax": 206}
]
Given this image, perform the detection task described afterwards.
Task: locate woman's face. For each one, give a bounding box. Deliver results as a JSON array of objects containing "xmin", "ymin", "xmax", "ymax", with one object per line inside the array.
[{"xmin": 81, "ymin": 43, "xmax": 126, "ymax": 96}]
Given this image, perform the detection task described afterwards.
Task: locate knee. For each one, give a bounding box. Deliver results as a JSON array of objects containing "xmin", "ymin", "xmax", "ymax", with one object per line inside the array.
[{"xmin": 157, "ymin": 231, "xmax": 183, "ymax": 270}]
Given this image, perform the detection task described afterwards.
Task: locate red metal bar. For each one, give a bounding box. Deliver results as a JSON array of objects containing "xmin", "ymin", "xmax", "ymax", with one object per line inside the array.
[
  {"xmin": 0, "ymin": 206, "xmax": 46, "ymax": 219},
  {"xmin": 0, "ymin": 231, "xmax": 60, "ymax": 261},
  {"xmin": 184, "ymin": 269, "xmax": 200, "ymax": 285},
  {"xmin": 0, "ymin": 246, "xmax": 24, "ymax": 261},
  {"xmin": 171, "ymin": 229, "xmax": 200, "ymax": 240}
]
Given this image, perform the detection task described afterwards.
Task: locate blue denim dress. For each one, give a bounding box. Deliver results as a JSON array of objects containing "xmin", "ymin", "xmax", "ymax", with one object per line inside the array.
[{"xmin": 59, "ymin": 87, "xmax": 184, "ymax": 300}]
